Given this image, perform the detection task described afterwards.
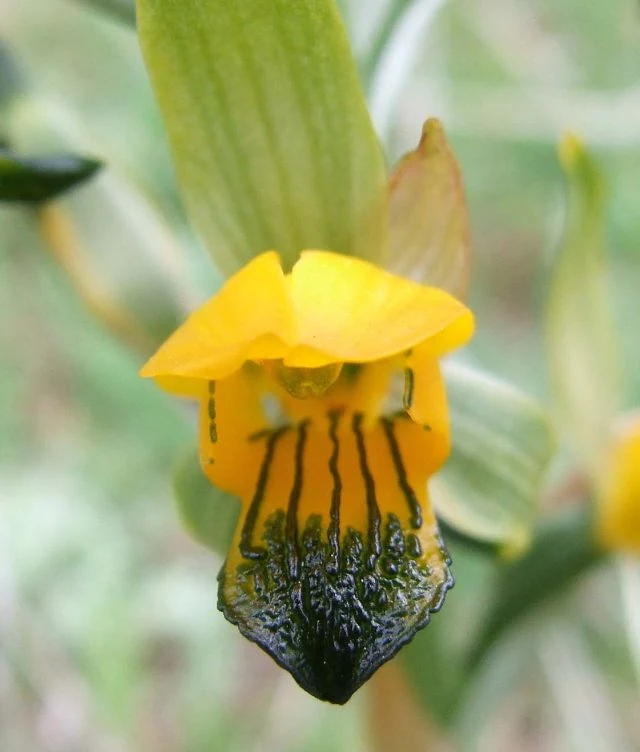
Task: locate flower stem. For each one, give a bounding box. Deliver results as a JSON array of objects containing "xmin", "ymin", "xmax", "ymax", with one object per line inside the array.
[
  {"xmin": 37, "ymin": 203, "xmax": 153, "ymax": 355},
  {"xmin": 368, "ymin": 662, "xmax": 453, "ymax": 751}
]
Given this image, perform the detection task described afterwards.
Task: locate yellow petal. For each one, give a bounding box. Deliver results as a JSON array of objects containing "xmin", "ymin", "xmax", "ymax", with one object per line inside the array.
[
  {"xmin": 219, "ymin": 411, "xmax": 451, "ymax": 703},
  {"xmin": 403, "ymin": 351, "xmax": 450, "ymax": 466},
  {"xmin": 198, "ymin": 365, "xmax": 272, "ymax": 499},
  {"xmin": 386, "ymin": 119, "xmax": 471, "ymax": 300},
  {"xmin": 597, "ymin": 414, "xmax": 640, "ymax": 554},
  {"xmin": 286, "ymin": 250, "xmax": 474, "ymax": 366},
  {"xmin": 140, "ymin": 251, "xmax": 297, "ymax": 383}
]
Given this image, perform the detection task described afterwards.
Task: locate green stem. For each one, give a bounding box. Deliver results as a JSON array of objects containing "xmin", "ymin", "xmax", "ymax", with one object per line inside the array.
[
  {"xmin": 67, "ymin": 0, "xmax": 136, "ymax": 25},
  {"xmin": 466, "ymin": 504, "xmax": 604, "ymax": 674}
]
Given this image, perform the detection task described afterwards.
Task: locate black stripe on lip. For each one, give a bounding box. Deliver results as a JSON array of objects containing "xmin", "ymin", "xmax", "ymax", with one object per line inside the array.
[
  {"xmin": 352, "ymin": 412, "xmax": 381, "ymax": 569},
  {"xmin": 326, "ymin": 410, "xmax": 343, "ymax": 573},
  {"xmin": 208, "ymin": 381, "xmax": 218, "ymax": 443},
  {"xmin": 402, "ymin": 368, "xmax": 415, "ymax": 412},
  {"xmin": 285, "ymin": 420, "xmax": 310, "ymax": 580},
  {"xmin": 240, "ymin": 427, "xmax": 288, "ymax": 560},
  {"xmin": 380, "ymin": 417, "xmax": 422, "ymax": 529}
]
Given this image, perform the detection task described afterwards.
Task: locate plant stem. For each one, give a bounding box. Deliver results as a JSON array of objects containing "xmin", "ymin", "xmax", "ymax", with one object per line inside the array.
[{"xmin": 37, "ymin": 203, "xmax": 153, "ymax": 355}]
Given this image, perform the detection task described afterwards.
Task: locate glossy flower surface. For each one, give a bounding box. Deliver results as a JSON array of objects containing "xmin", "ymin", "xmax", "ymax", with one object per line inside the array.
[{"xmin": 141, "ymin": 249, "xmax": 473, "ymax": 702}]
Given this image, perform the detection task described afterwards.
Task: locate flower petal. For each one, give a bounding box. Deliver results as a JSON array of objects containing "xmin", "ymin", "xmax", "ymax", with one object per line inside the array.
[
  {"xmin": 386, "ymin": 119, "xmax": 471, "ymax": 299},
  {"xmin": 597, "ymin": 415, "xmax": 640, "ymax": 554},
  {"xmin": 199, "ymin": 366, "xmax": 272, "ymax": 500},
  {"xmin": 139, "ymin": 252, "xmax": 297, "ymax": 383},
  {"xmin": 403, "ymin": 352, "xmax": 450, "ymax": 458},
  {"xmin": 218, "ymin": 412, "xmax": 451, "ymax": 704},
  {"xmin": 286, "ymin": 251, "xmax": 474, "ymax": 366}
]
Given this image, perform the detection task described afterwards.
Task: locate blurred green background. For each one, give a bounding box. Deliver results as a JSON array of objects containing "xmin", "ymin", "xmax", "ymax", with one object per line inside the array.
[{"xmin": 1, "ymin": 0, "xmax": 639, "ymax": 750}]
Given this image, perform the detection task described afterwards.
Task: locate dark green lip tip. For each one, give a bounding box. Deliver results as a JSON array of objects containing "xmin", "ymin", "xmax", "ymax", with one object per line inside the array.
[{"xmin": 218, "ymin": 510, "xmax": 453, "ymax": 704}]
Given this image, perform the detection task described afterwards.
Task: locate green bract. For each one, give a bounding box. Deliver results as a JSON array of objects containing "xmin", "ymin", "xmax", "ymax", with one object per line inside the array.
[
  {"xmin": 137, "ymin": 0, "xmax": 388, "ymax": 275},
  {"xmin": 547, "ymin": 135, "xmax": 618, "ymax": 477}
]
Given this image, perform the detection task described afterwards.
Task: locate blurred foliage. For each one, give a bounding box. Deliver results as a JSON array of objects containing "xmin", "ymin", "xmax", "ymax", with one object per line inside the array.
[
  {"xmin": 2, "ymin": 0, "xmax": 640, "ymax": 751},
  {"xmin": 547, "ymin": 134, "xmax": 618, "ymax": 477},
  {"xmin": 0, "ymin": 149, "xmax": 101, "ymax": 203}
]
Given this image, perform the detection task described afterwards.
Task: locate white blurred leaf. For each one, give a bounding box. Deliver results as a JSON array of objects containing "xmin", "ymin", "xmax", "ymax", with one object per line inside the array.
[
  {"xmin": 619, "ymin": 557, "xmax": 640, "ymax": 687},
  {"xmin": 368, "ymin": 0, "xmax": 447, "ymax": 136},
  {"xmin": 539, "ymin": 621, "xmax": 631, "ymax": 752},
  {"xmin": 433, "ymin": 362, "xmax": 556, "ymax": 552}
]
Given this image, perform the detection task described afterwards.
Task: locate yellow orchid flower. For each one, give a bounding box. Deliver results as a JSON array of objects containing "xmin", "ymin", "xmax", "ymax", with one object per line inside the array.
[
  {"xmin": 136, "ymin": 0, "xmax": 476, "ymax": 703},
  {"xmin": 141, "ymin": 248, "xmax": 473, "ymax": 703},
  {"xmin": 597, "ymin": 415, "xmax": 640, "ymax": 554}
]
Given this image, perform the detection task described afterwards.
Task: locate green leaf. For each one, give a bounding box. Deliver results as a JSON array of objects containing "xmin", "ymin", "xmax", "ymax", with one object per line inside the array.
[
  {"xmin": 173, "ymin": 448, "xmax": 239, "ymax": 555},
  {"xmin": 136, "ymin": 0, "xmax": 387, "ymax": 276},
  {"xmin": 0, "ymin": 150, "xmax": 101, "ymax": 204},
  {"xmin": 546, "ymin": 135, "xmax": 618, "ymax": 476},
  {"xmin": 433, "ymin": 362, "xmax": 556, "ymax": 553}
]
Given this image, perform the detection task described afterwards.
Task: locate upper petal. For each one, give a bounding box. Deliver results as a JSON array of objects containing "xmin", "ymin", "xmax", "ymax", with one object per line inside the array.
[
  {"xmin": 286, "ymin": 250, "xmax": 474, "ymax": 366},
  {"xmin": 140, "ymin": 251, "xmax": 297, "ymax": 382}
]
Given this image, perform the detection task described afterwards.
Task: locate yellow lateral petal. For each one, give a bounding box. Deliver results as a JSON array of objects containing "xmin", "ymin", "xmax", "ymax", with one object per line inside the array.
[
  {"xmin": 403, "ymin": 351, "xmax": 450, "ymax": 467},
  {"xmin": 140, "ymin": 251, "xmax": 296, "ymax": 383},
  {"xmin": 287, "ymin": 250, "xmax": 474, "ymax": 366},
  {"xmin": 386, "ymin": 119, "xmax": 471, "ymax": 300},
  {"xmin": 597, "ymin": 414, "xmax": 640, "ymax": 554},
  {"xmin": 199, "ymin": 366, "xmax": 272, "ymax": 499}
]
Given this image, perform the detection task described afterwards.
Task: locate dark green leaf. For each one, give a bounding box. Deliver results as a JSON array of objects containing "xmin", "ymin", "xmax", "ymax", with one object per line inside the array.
[{"xmin": 0, "ymin": 151, "xmax": 102, "ymax": 204}]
